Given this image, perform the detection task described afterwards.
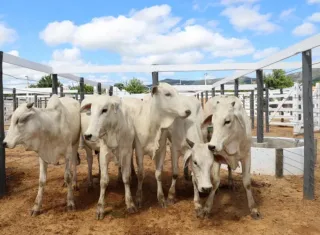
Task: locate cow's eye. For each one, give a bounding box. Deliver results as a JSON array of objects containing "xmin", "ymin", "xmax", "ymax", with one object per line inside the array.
[
  {"xmin": 224, "ymin": 120, "xmax": 231, "ymax": 125},
  {"xmin": 165, "ymin": 93, "xmax": 171, "ymax": 97},
  {"xmin": 101, "ymin": 109, "xmax": 108, "ymax": 114},
  {"xmin": 193, "ymin": 161, "xmax": 198, "ymax": 166},
  {"xmin": 15, "ymin": 119, "xmax": 19, "ymax": 125}
]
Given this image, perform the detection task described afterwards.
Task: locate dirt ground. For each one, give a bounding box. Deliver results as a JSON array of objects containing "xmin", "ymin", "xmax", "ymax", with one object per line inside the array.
[{"xmin": 0, "ymin": 126, "xmax": 320, "ymax": 235}]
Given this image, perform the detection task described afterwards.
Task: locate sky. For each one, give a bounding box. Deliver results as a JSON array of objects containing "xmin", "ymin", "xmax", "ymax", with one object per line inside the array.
[{"xmin": 1, "ymin": 0, "xmax": 320, "ymax": 89}]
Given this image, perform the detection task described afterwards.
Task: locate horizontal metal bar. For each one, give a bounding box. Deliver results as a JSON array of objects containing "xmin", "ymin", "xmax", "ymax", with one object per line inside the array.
[{"xmin": 3, "ymin": 53, "xmax": 52, "ymax": 74}]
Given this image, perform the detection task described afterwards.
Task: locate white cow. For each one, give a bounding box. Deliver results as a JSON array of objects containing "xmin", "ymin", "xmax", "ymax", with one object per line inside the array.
[
  {"xmin": 184, "ymin": 95, "xmax": 261, "ymax": 219},
  {"xmin": 130, "ymin": 83, "xmax": 191, "ymax": 208},
  {"xmin": 3, "ymin": 95, "xmax": 81, "ymax": 216},
  {"xmin": 81, "ymin": 95, "xmax": 142, "ymax": 220},
  {"xmin": 155, "ymin": 95, "xmax": 207, "ymax": 206},
  {"xmin": 80, "ymin": 95, "xmax": 138, "ymax": 191}
]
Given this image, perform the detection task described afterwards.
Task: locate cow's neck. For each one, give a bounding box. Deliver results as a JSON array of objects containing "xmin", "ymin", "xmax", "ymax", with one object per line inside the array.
[{"xmin": 136, "ymin": 99, "xmax": 163, "ymax": 157}]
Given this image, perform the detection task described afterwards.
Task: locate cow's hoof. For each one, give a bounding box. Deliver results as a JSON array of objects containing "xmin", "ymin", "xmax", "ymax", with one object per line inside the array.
[
  {"xmin": 195, "ymin": 208, "xmax": 203, "ymax": 218},
  {"xmin": 127, "ymin": 206, "xmax": 138, "ymax": 214},
  {"xmin": 251, "ymin": 209, "xmax": 262, "ymax": 220},
  {"xmin": 167, "ymin": 197, "xmax": 176, "ymax": 205},
  {"xmin": 30, "ymin": 210, "xmax": 40, "ymax": 217},
  {"xmin": 197, "ymin": 207, "xmax": 211, "ymax": 219},
  {"xmin": 158, "ymin": 197, "xmax": 167, "ymax": 208},
  {"xmin": 67, "ymin": 202, "xmax": 76, "ymax": 212}
]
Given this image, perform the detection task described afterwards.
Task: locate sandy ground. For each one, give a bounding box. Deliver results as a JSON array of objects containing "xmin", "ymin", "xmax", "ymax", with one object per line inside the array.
[{"xmin": 0, "ymin": 126, "xmax": 319, "ymax": 235}]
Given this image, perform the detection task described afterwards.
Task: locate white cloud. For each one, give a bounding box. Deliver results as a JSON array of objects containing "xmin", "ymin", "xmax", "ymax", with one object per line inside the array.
[
  {"xmin": 52, "ymin": 47, "xmax": 81, "ymax": 61},
  {"xmin": 307, "ymin": 12, "xmax": 320, "ymax": 22},
  {"xmin": 0, "ymin": 22, "xmax": 17, "ymax": 46},
  {"xmin": 253, "ymin": 47, "xmax": 280, "ymax": 60},
  {"xmin": 122, "ymin": 51, "xmax": 204, "ymax": 64},
  {"xmin": 307, "ymin": 0, "xmax": 320, "ymax": 4},
  {"xmin": 221, "ymin": 5, "xmax": 279, "ymax": 34},
  {"xmin": 40, "ymin": 4, "xmax": 255, "ymax": 63},
  {"xmin": 279, "ymin": 8, "xmax": 296, "ymax": 20},
  {"xmin": 220, "ymin": 0, "xmax": 259, "ymax": 5},
  {"xmin": 292, "ymin": 22, "xmax": 317, "ymax": 36}
]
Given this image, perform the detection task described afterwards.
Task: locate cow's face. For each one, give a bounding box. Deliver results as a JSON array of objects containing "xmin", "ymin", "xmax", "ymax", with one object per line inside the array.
[
  {"xmin": 81, "ymin": 96, "xmax": 121, "ymax": 142},
  {"xmin": 151, "ymin": 83, "xmax": 191, "ymax": 128},
  {"xmin": 184, "ymin": 139, "xmax": 214, "ymax": 193},
  {"xmin": 203, "ymin": 97, "xmax": 244, "ymax": 154},
  {"xmin": 3, "ymin": 103, "xmax": 39, "ymax": 149}
]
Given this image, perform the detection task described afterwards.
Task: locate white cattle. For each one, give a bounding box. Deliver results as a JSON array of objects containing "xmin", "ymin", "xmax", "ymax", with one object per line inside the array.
[
  {"xmin": 3, "ymin": 95, "xmax": 81, "ymax": 216},
  {"xmin": 184, "ymin": 95, "xmax": 261, "ymax": 219},
  {"xmin": 155, "ymin": 95, "xmax": 207, "ymax": 206},
  {"xmin": 132, "ymin": 83, "xmax": 191, "ymax": 208},
  {"xmin": 81, "ymin": 95, "xmax": 142, "ymax": 220},
  {"xmin": 80, "ymin": 95, "xmax": 138, "ymax": 191}
]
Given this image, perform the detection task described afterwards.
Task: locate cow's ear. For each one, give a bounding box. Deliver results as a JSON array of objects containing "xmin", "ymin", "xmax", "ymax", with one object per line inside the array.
[
  {"xmin": 80, "ymin": 103, "xmax": 91, "ymax": 113},
  {"xmin": 151, "ymin": 86, "xmax": 158, "ymax": 97},
  {"xmin": 183, "ymin": 149, "xmax": 192, "ymax": 169},
  {"xmin": 231, "ymin": 100, "xmax": 247, "ymax": 131},
  {"xmin": 201, "ymin": 114, "xmax": 212, "ymax": 129},
  {"xmin": 186, "ymin": 138, "xmax": 194, "ymax": 148},
  {"xmin": 19, "ymin": 112, "xmax": 34, "ymax": 123},
  {"xmin": 112, "ymin": 102, "xmax": 120, "ymax": 113}
]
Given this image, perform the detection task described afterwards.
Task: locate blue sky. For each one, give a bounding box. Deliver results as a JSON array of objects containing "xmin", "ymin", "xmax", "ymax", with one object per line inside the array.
[{"xmin": 1, "ymin": 0, "xmax": 320, "ymax": 88}]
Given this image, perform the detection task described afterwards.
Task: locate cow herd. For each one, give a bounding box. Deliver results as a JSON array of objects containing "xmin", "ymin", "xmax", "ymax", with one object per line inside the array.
[{"xmin": 2, "ymin": 82, "xmax": 261, "ymax": 221}]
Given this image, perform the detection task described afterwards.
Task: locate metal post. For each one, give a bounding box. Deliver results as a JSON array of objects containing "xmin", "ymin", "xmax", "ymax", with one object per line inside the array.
[
  {"xmin": 0, "ymin": 51, "xmax": 6, "ymax": 196},
  {"xmin": 34, "ymin": 94, "xmax": 38, "ymax": 108},
  {"xmin": 80, "ymin": 77, "xmax": 85, "ymax": 102},
  {"xmin": 280, "ymin": 88, "xmax": 284, "ymax": 122},
  {"xmin": 52, "ymin": 74, "xmax": 58, "ymax": 95},
  {"xmin": 152, "ymin": 72, "xmax": 159, "ymax": 86},
  {"xmin": 212, "ymin": 88, "xmax": 215, "ymax": 97},
  {"xmin": 60, "ymin": 86, "xmax": 64, "ymax": 97},
  {"xmin": 75, "ymin": 93, "xmax": 79, "ymax": 101},
  {"xmin": 200, "ymin": 92, "xmax": 204, "ymax": 108},
  {"xmin": 256, "ymin": 70, "xmax": 264, "ymax": 143},
  {"xmin": 220, "ymin": 84, "xmax": 224, "ymax": 95},
  {"xmin": 265, "ymin": 85, "xmax": 270, "ymax": 133},
  {"xmin": 97, "ymin": 82, "xmax": 102, "ymax": 95},
  {"xmin": 109, "ymin": 86, "xmax": 113, "ymax": 96},
  {"xmin": 302, "ymin": 49, "xmax": 315, "ymax": 200},
  {"xmin": 205, "ymin": 91, "xmax": 208, "ymax": 102},
  {"xmin": 250, "ymin": 91, "xmax": 254, "ymax": 129},
  {"xmin": 196, "ymin": 93, "xmax": 199, "ymax": 99},
  {"xmin": 235, "ymin": 78, "xmax": 239, "ymax": 97},
  {"xmin": 44, "ymin": 97, "xmax": 47, "ymax": 108},
  {"xmin": 13, "ymin": 88, "xmax": 17, "ymax": 110}
]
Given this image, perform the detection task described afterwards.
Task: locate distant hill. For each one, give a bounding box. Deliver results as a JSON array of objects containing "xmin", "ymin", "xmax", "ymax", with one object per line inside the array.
[{"xmin": 146, "ymin": 68, "xmax": 320, "ymax": 87}]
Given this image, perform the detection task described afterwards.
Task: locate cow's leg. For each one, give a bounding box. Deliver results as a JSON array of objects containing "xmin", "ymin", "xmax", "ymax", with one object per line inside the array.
[
  {"xmin": 130, "ymin": 155, "xmax": 137, "ymax": 181},
  {"xmin": 199, "ymin": 161, "xmax": 221, "ymax": 219},
  {"xmin": 120, "ymin": 148, "xmax": 137, "ymax": 213},
  {"xmin": 135, "ymin": 142, "xmax": 144, "ymax": 208},
  {"xmin": 227, "ymin": 165, "xmax": 235, "ymax": 191},
  {"xmin": 168, "ymin": 143, "xmax": 179, "ymax": 205},
  {"xmin": 96, "ymin": 146, "xmax": 110, "ymax": 220},
  {"xmin": 85, "ymin": 146, "xmax": 94, "ymax": 192},
  {"xmin": 95, "ymin": 151, "xmax": 101, "ymax": 179},
  {"xmin": 31, "ymin": 157, "xmax": 48, "ymax": 216},
  {"xmin": 241, "ymin": 157, "xmax": 261, "ymax": 220},
  {"xmin": 154, "ymin": 133, "xmax": 167, "ymax": 208},
  {"xmin": 192, "ymin": 175, "xmax": 203, "ymax": 218},
  {"xmin": 117, "ymin": 166, "xmax": 122, "ymax": 183},
  {"xmin": 71, "ymin": 142, "xmax": 79, "ymax": 191},
  {"xmin": 65, "ymin": 147, "xmax": 75, "ymax": 211}
]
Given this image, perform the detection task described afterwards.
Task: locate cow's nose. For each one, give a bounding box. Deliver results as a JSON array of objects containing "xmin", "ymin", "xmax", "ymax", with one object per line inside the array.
[
  {"xmin": 84, "ymin": 134, "xmax": 92, "ymax": 140},
  {"xmin": 185, "ymin": 110, "xmax": 191, "ymax": 117},
  {"xmin": 2, "ymin": 142, "xmax": 7, "ymax": 148},
  {"xmin": 208, "ymin": 145, "xmax": 215, "ymax": 151},
  {"xmin": 201, "ymin": 187, "xmax": 212, "ymax": 193}
]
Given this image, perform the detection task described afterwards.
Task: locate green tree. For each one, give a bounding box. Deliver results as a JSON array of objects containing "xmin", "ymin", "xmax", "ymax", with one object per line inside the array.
[
  {"xmin": 29, "ymin": 75, "xmax": 62, "ymax": 88},
  {"xmin": 69, "ymin": 84, "xmax": 94, "ymax": 94},
  {"xmin": 263, "ymin": 69, "xmax": 294, "ymax": 89},
  {"xmin": 124, "ymin": 78, "xmax": 148, "ymax": 94},
  {"xmin": 114, "ymin": 83, "xmax": 125, "ymax": 91}
]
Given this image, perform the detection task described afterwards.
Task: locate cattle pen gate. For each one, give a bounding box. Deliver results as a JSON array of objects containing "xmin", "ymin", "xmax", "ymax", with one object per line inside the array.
[{"xmin": 1, "ymin": 33, "xmax": 320, "ymax": 201}]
